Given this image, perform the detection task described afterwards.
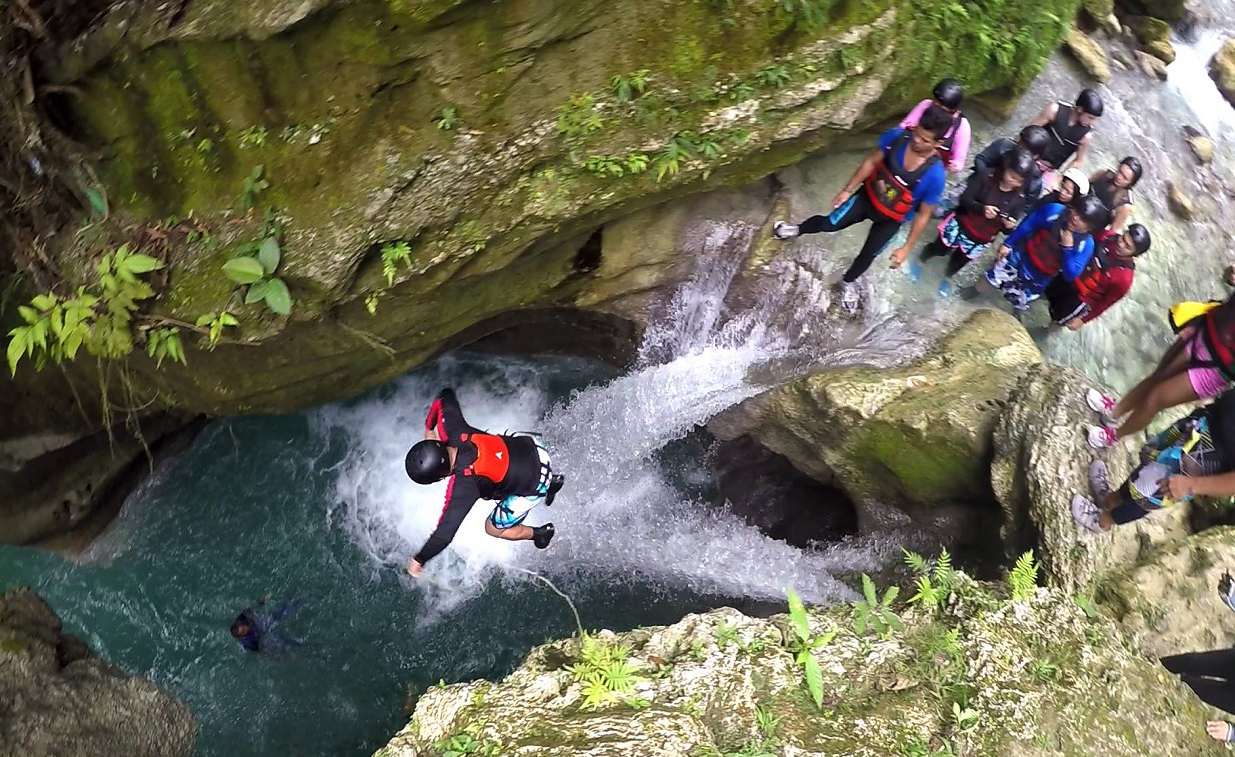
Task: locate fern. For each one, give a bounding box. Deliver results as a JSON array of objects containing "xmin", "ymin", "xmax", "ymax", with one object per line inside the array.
[
  {"xmin": 852, "ymin": 574, "xmax": 903, "ymax": 638},
  {"xmin": 1009, "ymin": 550, "xmax": 1040, "ymax": 600},
  {"xmin": 567, "ymin": 635, "xmax": 646, "ymax": 710},
  {"xmin": 380, "ymin": 241, "xmax": 412, "ymax": 285}
]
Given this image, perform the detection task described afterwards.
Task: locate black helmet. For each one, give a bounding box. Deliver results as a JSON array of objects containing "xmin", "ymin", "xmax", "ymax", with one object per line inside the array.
[
  {"xmin": 406, "ymin": 440, "xmax": 451, "ymax": 484},
  {"xmin": 1126, "ymin": 223, "xmax": 1151, "ymax": 255},
  {"xmin": 1076, "ymin": 87, "xmax": 1104, "ymax": 117},
  {"xmin": 1002, "ymin": 147, "xmax": 1036, "ymax": 178},
  {"xmin": 1119, "ymin": 156, "xmax": 1144, "ymax": 188},
  {"xmin": 1018, "ymin": 125, "xmax": 1051, "ymax": 157},
  {"xmin": 1075, "ymin": 195, "xmax": 1108, "ymax": 228},
  {"xmin": 932, "ymin": 78, "xmax": 964, "ymax": 110}
]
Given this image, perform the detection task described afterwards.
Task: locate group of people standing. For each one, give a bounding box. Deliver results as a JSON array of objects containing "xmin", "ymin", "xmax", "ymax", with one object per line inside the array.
[{"xmin": 773, "ymin": 79, "xmax": 1151, "ymax": 327}]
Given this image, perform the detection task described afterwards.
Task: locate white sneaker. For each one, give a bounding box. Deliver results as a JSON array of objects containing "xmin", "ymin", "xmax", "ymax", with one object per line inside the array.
[
  {"xmin": 1086, "ymin": 424, "xmax": 1119, "ymax": 450},
  {"xmin": 1071, "ymin": 494, "xmax": 1103, "ymax": 533},
  {"xmin": 1085, "ymin": 388, "xmax": 1118, "ymax": 428},
  {"xmin": 773, "ymin": 221, "xmax": 800, "ymax": 240},
  {"xmin": 1088, "ymin": 459, "xmax": 1111, "ymax": 500},
  {"xmin": 840, "ymin": 281, "xmax": 860, "ymax": 315}
]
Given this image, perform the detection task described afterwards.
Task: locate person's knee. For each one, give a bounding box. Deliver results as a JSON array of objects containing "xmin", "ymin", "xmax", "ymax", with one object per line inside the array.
[{"xmin": 484, "ymin": 520, "xmax": 501, "ymax": 537}]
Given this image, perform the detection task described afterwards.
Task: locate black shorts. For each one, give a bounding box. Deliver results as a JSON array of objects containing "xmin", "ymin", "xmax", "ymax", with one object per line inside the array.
[
  {"xmin": 1044, "ymin": 277, "xmax": 1090, "ymax": 324},
  {"xmin": 1111, "ymin": 480, "xmax": 1151, "ymax": 524}
]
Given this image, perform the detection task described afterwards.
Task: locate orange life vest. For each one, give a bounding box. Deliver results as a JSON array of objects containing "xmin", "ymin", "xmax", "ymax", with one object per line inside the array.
[
  {"xmin": 864, "ymin": 132, "xmax": 939, "ymax": 222},
  {"xmin": 458, "ymin": 432, "xmax": 511, "ymax": 483},
  {"xmin": 1073, "ymin": 240, "xmax": 1133, "ymax": 303}
]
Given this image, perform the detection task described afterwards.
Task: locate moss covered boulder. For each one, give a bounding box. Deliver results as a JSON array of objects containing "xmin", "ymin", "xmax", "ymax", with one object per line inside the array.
[
  {"xmin": 32, "ymin": 0, "xmax": 1080, "ymax": 417},
  {"xmin": 709, "ymin": 308, "xmax": 1041, "ymax": 534},
  {"xmin": 1211, "ymin": 39, "xmax": 1235, "ymax": 108},
  {"xmin": 1097, "ymin": 527, "xmax": 1235, "ymax": 656},
  {"xmin": 377, "ymin": 576, "xmax": 1225, "ymax": 757},
  {"xmin": 991, "ymin": 364, "xmax": 1191, "ymax": 595},
  {"xmin": 0, "ymin": 588, "xmax": 196, "ymax": 756},
  {"xmin": 1128, "ymin": 15, "xmax": 1176, "ymax": 63}
]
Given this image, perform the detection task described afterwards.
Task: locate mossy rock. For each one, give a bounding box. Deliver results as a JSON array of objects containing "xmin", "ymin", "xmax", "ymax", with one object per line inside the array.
[{"xmin": 1211, "ymin": 39, "xmax": 1235, "ymax": 108}]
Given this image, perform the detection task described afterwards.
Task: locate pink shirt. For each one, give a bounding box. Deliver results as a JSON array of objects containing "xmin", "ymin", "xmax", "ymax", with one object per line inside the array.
[{"xmin": 900, "ymin": 98, "xmax": 972, "ymax": 173}]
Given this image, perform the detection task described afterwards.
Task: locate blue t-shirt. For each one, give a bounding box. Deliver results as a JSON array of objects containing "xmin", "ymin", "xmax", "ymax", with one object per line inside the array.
[
  {"xmin": 875, "ymin": 127, "xmax": 947, "ymax": 221},
  {"xmin": 1004, "ymin": 202, "xmax": 1095, "ymax": 291}
]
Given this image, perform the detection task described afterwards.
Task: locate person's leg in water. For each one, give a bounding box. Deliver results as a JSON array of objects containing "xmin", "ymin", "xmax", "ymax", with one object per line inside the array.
[
  {"xmin": 936, "ymin": 248, "xmax": 971, "ymax": 297},
  {"xmin": 836, "ymin": 215, "xmax": 900, "ymax": 313},
  {"xmin": 911, "ymin": 236, "xmax": 948, "ymax": 282}
]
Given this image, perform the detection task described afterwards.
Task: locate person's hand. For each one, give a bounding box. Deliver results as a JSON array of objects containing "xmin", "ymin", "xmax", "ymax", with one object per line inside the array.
[
  {"xmin": 1001, "ymin": 215, "xmax": 1017, "ymax": 230},
  {"xmin": 984, "ymin": 205, "xmax": 999, "ymax": 219},
  {"xmin": 831, "ymin": 188, "xmax": 852, "ymax": 210},
  {"xmin": 1206, "ymin": 721, "xmax": 1232, "ymax": 742},
  {"xmin": 1165, "ymin": 475, "xmax": 1196, "ymax": 500},
  {"xmin": 997, "ymin": 244, "xmax": 1011, "ymax": 261},
  {"xmin": 1066, "ymin": 318, "xmax": 1084, "ymax": 331},
  {"xmin": 1060, "ymin": 228, "xmax": 1074, "ymax": 247},
  {"xmin": 889, "ymin": 246, "xmax": 910, "ymax": 269},
  {"xmin": 407, "ymin": 558, "xmax": 423, "ymax": 578},
  {"xmin": 1219, "ymin": 570, "xmax": 1233, "ymax": 597}
]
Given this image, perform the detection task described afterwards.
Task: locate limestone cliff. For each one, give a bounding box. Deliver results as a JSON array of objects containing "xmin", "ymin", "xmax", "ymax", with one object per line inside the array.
[{"xmin": 376, "ymin": 576, "xmax": 1223, "ymax": 757}]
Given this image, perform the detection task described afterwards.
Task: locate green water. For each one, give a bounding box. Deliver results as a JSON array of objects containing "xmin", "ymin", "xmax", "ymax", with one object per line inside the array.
[{"xmin": 0, "ymin": 354, "xmax": 742, "ymax": 757}]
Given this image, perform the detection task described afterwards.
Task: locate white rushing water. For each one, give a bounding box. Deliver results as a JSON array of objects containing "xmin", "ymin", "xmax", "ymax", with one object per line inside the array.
[{"xmin": 314, "ymin": 219, "xmax": 908, "ymax": 619}]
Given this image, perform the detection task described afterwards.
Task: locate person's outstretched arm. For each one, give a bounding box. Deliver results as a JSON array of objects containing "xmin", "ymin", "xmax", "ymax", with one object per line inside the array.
[
  {"xmin": 1165, "ymin": 471, "xmax": 1235, "ymax": 501},
  {"xmin": 899, "ymin": 99, "xmax": 930, "ymax": 129},
  {"xmin": 409, "ymin": 475, "xmax": 481, "ymax": 574},
  {"xmin": 425, "ymin": 388, "xmax": 477, "ymax": 442},
  {"xmin": 1072, "ymin": 134, "xmax": 1092, "ymax": 169}
]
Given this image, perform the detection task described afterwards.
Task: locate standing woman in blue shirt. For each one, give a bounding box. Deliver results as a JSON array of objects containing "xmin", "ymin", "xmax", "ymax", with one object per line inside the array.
[{"xmin": 772, "ymin": 105, "xmax": 951, "ymax": 315}]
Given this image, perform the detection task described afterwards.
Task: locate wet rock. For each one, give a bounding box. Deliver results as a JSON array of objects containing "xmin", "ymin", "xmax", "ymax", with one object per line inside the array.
[
  {"xmin": 709, "ymin": 309, "xmax": 1041, "ymax": 536},
  {"xmin": 378, "ymin": 581, "xmax": 1227, "ymax": 757},
  {"xmin": 1110, "ymin": 46, "xmax": 1135, "ymax": 69},
  {"xmin": 1166, "ymin": 181, "xmax": 1196, "ymax": 220},
  {"xmin": 1115, "ymin": 0, "xmax": 1186, "ymax": 22},
  {"xmin": 0, "ymin": 588, "xmax": 196, "ymax": 757},
  {"xmin": 1187, "ymin": 134, "xmax": 1215, "ymax": 164},
  {"xmin": 1099, "ymin": 13, "xmax": 1123, "ymax": 36},
  {"xmin": 1211, "ymin": 39, "xmax": 1235, "ymax": 107},
  {"xmin": 990, "ymin": 364, "xmax": 1190, "ymax": 595},
  {"xmin": 1082, "ymin": 0, "xmax": 1115, "ymax": 22},
  {"xmin": 1098, "ymin": 527, "xmax": 1235, "ymax": 656},
  {"xmin": 1128, "ymin": 16, "xmax": 1177, "ymax": 63},
  {"xmin": 1064, "ymin": 28, "xmax": 1112, "ymax": 82},
  {"xmin": 1135, "ymin": 49, "xmax": 1169, "ymax": 79}
]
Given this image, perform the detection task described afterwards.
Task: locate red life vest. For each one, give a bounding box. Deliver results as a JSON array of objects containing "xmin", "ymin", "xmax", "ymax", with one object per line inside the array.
[
  {"xmin": 864, "ymin": 132, "xmax": 939, "ymax": 222},
  {"xmin": 1023, "ymin": 214, "xmax": 1070, "ymax": 276},
  {"xmin": 1073, "ymin": 242, "xmax": 1134, "ymax": 303},
  {"xmin": 458, "ymin": 432, "xmax": 511, "ymax": 483},
  {"xmin": 1201, "ymin": 297, "xmax": 1235, "ymax": 381}
]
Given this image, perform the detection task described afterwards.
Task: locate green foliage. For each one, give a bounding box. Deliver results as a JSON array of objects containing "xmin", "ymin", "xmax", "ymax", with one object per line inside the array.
[
  {"xmin": 432, "ymin": 732, "xmax": 499, "ymax": 757},
  {"xmin": 1074, "ymin": 594, "xmax": 1102, "ymax": 621},
  {"xmin": 86, "ymin": 187, "xmax": 109, "ymax": 220},
  {"xmin": 435, "ymin": 107, "xmax": 459, "ymax": 131},
  {"xmin": 240, "ymin": 165, "xmax": 269, "ymax": 210},
  {"xmin": 196, "ymin": 138, "xmax": 214, "ymax": 154},
  {"xmin": 380, "ymin": 241, "xmax": 412, "ymax": 286},
  {"xmin": 900, "ymin": 736, "xmax": 957, "ymax": 757},
  {"xmin": 785, "ymin": 587, "xmax": 836, "ymax": 709},
  {"xmin": 653, "ymin": 132, "xmax": 721, "ymax": 182},
  {"xmin": 239, "ymin": 126, "xmax": 268, "ymax": 149},
  {"xmin": 611, "ymin": 70, "xmax": 650, "ymax": 103},
  {"xmin": 1029, "ymin": 656, "xmax": 1062, "ymax": 683},
  {"xmin": 223, "ymin": 212, "xmax": 292, "ymax": 316},
  {"xmin": 1009, "ymin": 550, "xmax": 1040, "ymax": 601},
  {"xmin": 948, "ymin": 700, "xmax": 980, "ymax": 733},
  {"xmin": 194, "ymin": 312, "xmax": 239, "ymax": 349},
  {"xmin": 7, "ymin": 245, "xmax": 165, "ymax": 375},
  {"xmin": 556, "ymin": 94, "xmax": 603, "ymax": 140},
  {"xmin": 918, "ymin": 0, "xmax": 1069, "ymax": 90},
  {"xmin": 755, "ymin": 64, "xmax": 792, "ymax": 88},
  {"xmin": 144, "ymin": 327, "xmax": 186, "ymax": 368},
  {"xmin": 715, "ymin": 621, "xmax": 739, "ymax": 649},
  {"xmin": 566, "ymin": 634, "xmax": 646, "ymax": 710},
  {"xmin": 729, "ymin": 81, "xmax": 756, "ymax": 101},
  {"xmin": 754, "ymin": 705, "xmax": 779, "ymax": 739},
  {"xmin": 853, "ymin": 574, "xmax": 903, "ymax": 639},
  {"xmin": 776, "ymin": 0, "xmax": 833, "ymax": 28},
  {"xmin": 904, "ymin": 548, "xmax": 955, "ymax": 612}
]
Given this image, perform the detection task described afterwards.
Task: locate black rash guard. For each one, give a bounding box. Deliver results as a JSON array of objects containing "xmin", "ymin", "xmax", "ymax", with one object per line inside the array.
[{"xmin": 412, "ymin": 389, "xmax": 543, "ymax": 565}]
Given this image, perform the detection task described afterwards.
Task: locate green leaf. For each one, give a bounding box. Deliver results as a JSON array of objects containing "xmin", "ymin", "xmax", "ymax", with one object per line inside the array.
[
  {"xmin": 862, "ymin": 574, "xmax": 877, "ymax": 606},
  {"xmin": 219, "ymin": 313, "xmax": 240, "ymax": 327},
  {"xmin": 195, "ymin": 314, "xmax": 215, "ymax": 327},
  {"xmin": 258, "ymin": 236, "xmax": 281, "ymax": 275},
  {"xmin": 17, "ymin": 306, "xmax": 38, "ymax": 324},
  {"xmin": 882, "ymin": 585, "xmax": 900, "ymax": 607},
  {"xmin": 245, "ymin": 280, "xmax": 270, "ymax": 304},
  {"xmin": 86, "ymin": 187, "xmax": 109, "ymax": 218},
  {"xmin": 786, "ymin": 587, "xmax": 810, "ymax": 642},
  {"xmin": 222, "ymin": 257, "xmax": 266, "ymax": 285},
  {"xmin": 264, "ymin": 278, "xmax": 292, "ymax": 315},
  {"xmin": 122, "ymin": 253, "xmax": 163, "ymax": 274},
  {"xmin": 31, "ymin": 294, "xmax": 56, "ymax": 311},
  {"xmin": 7, "ymin": 330, "xmax": 28, "ymax": 375},
  {"xmin": 803, "ymin": 653, "xmax": 825, "ymax": 709}
]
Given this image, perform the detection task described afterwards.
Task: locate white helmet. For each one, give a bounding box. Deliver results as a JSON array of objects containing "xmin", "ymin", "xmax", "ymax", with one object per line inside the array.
[{"xmin": 1060, "ymin": 167, "xmax": 1090, "ymax": 197}]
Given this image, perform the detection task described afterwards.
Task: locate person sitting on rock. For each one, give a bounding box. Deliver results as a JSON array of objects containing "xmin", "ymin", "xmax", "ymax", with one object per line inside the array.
[
  {"xmin": 1044, "ymin": 223, "xmax": 1151, "ymax": 331},
  {"xmin": 1090, "ymin": 156, "xmax": 1143, "ymax": 233},
  {"xmin": 231, "ymin": 597, "xmax": 302, "ymax": 655},
  {"xmin": 771, "ymin": 105, "xmax": 951, "ymax": 315},
  {"xmin": 405, "ymin": 388, "xmax": 564, "ymax": 577},
  {"xmin": 1159, "ymin": 571, "xmax": 1235, "ymax": 743},
  {"xmin": 961, "ymin": 194, "xmax": 1106, "ymax": 317},
  {"xmin": 1072, "ymin": 388, "xmax": 1235, "ymax": 532},
  {"xmin": 899, "ymin": 78, "xmax": 971, "ymax": 174},
  {"xmin": 1085, "ymin": 294, "xmax": 1235, "ymax": 450},
  {"xmin": 1029, "ymin": 87, "xmax": 1103, "ymax": 180},
  {"xmin": 910, "ymin": 147, "xmax": 1034, "ymax": 298}
]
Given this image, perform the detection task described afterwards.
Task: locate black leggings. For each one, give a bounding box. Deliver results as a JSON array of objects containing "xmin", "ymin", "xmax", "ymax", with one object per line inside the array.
[
  {"xmin": 1162, "ymin": 649, "xmax": 1235, "ymax": 713},
  {"xmin": 799, "ymin": 192, "xmax": 901, "ymax": 283},
  {"xmin": 920, "ymin": 237, "xmax": 970, "ymax": 278}
]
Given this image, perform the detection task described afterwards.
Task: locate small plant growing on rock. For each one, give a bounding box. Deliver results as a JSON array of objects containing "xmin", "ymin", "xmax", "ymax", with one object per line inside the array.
[
  {"xmin": 435, "ymin": 107, "xmax": 459, "ymax": 131},
  {"xmin": 223, "ymin": 211, "xmax": 293, "ymax": 316},
  {"xmin": 785, "ymin": 587, "xmax": 835, "ymax": 709},
  {"xmin": 380, "ymin": 241, "xmax": 412, "ymax": 286},
  {"xmin": 432, "ymin": 731, "xmax": 499, "ymax": 757},
  {"xmin": 715, "ymin": 621, "xmax": 738, "ymax": 649},
  {"xmin": 611, "ymin": 69, "xmax": 649, "ymax": 102},
  {"xmin": 240, "ymin": 165, "xmax": 269, "ymax": 210},
  {"xmin": 1008, "ymin": 550, "xmax": 1040, "ymax": 601},
  {"xmin": 904, "ymin": 548, "xmax": 955, "ymax": 612},
  {"xmin": 852, "ymin": 574, "xmax": 903, "ymax": 639},
  {"xmin": 755, "ymin": 64, "xmax": 792, "ymax": 88},
  {"xmin": 194, "ymin": 312, "xmax": 239, "ymax": 349},
  {"xmin": 566, "ymin": 635, "xmax": 646, "ymax": 710},
  {"xmin": 238, "ymin": 126, "xmax": 268, "ymax": 149},
  {"xmin": 555, "ymin": 93, "xmax": 603, "ymax": 140}
]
